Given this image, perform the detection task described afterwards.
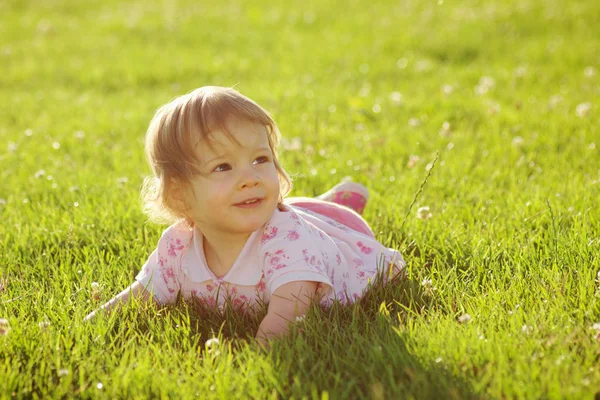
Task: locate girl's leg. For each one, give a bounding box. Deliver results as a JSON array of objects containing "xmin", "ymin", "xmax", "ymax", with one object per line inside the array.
[
  {"xmin": 285, "ymin": 181, "xmax": 374, "ymax": 237},
  {"xmin": 315, "ymin": 181, "xmax": 369, "ymax": 215}
]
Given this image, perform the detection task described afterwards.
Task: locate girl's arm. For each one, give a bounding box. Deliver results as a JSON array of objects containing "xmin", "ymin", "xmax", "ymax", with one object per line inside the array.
[
  {"xmin": 84, "ymin": 281, "xmax": 154, "ymax": 322},
  {"xmin": 255, "ymin": 280, "xmax": 318, "ymax": 345}
]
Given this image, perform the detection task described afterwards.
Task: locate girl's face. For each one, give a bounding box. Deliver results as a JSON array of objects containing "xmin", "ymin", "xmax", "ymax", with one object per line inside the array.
[{"xmin": 181, "ymin": 116, "xmax": 281, "ymax": 242}]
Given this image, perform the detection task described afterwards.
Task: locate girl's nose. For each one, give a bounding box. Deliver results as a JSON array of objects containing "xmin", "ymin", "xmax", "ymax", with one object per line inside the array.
[{"xmin": 239, "ymin": 167, "xmax": 260, "ymax": 189}]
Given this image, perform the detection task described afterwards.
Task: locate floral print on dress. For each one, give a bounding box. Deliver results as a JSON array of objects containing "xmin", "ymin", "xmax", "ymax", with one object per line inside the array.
[
  {"xmin": 260, "ymin": 225, "xmax": 279, "ymax": 244},
  {"xmin": 286, "ymin": 230, "xmax": 300, "ymax": 241},
  {"xmin": 167, "ymin": 238, "xmax": 186, "ymax": 257}
]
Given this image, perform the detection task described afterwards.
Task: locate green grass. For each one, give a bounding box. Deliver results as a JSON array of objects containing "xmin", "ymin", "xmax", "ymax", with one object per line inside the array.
[{"xmin": 1, "ymin": 0, "xmax": 599, "ymax": 398}]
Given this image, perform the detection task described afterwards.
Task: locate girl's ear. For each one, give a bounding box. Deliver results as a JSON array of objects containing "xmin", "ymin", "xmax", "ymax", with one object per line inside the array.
[{"xmin": 168, "ymin": 180, "xmax": 188, "ymax": 212}]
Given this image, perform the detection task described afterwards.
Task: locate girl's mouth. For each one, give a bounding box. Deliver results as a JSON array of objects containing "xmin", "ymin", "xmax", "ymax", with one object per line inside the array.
[{"xmin": 234, "ymin": 198, "xmax": 263, "ymax": 208}]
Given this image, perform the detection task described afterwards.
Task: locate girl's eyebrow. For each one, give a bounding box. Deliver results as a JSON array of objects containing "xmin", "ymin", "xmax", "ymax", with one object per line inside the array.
[{"xmin": 203, "ymin": 146, "xmax": 272, "ymax": 166}]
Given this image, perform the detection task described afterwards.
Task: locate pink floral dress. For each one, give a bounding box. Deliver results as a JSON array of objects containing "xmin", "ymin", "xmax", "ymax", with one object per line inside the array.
[{"xmin": 135, "ymin": 200, "xmax": 405, "ymax": 311}]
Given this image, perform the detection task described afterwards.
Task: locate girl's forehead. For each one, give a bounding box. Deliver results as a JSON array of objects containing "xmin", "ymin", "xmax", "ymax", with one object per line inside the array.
[{"xmin": 194, "ymin": 122, "xmax": 271, "ymax": 155}]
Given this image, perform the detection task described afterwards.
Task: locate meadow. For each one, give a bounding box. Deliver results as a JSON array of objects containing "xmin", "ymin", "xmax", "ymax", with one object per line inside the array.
[{"xmin": 1, "ymin": 0, "xmax": 599, "ymax": 398}]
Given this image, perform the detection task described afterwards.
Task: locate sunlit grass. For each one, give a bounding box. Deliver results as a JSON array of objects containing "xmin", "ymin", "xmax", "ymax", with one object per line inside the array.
[{"xmin": 1, "ymin": 0, "xmax": 599, "ymax": 398}]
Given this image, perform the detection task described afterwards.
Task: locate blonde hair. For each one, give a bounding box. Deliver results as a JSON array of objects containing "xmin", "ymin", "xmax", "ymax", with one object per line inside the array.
[{"xmin": 141, "ymin": 86, "xmax": 292, "ymax": 224}]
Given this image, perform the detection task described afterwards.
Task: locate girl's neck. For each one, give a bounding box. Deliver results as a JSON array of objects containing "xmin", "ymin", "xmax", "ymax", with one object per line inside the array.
[{"xmin": 202, "ymin": 231, "xmax": 250, "ymax": 278}]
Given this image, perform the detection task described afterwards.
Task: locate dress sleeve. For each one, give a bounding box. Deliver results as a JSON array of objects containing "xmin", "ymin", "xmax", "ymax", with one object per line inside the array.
[
  {"xmin": 135, "ymin": 225, "xmax": 191, "ymax": 305},
  {"xmin": 258, "ymin": 209, "xmax": 336, "ymax": 298}
]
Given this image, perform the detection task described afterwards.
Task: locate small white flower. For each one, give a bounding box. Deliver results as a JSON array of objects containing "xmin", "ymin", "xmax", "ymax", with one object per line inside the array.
[
  {"xmin": 408, "ymin": 117, "xmax": 421, "ymax": 127},
  {"xmin": 435, "ymin": 357, "xmax": 443, "ymax": 363},
  {"xmin": 407, "ymin": 155, "xmax": 420, "ymax": 169},
  {"xmin": 7, "ymin": 142, "xmax": 17, "ymax": 152},
  {"xmin": 512, "ymin": 136, "xmax": 525, "ymax": 147},
  {"xmin": 421, "ymin": 278, "xmax": 432, "ymax": 287},
  {"xmin": 521, "ymin": 325, "xmax": 532, "ymax": 334},
  {"xmin": 52, "ymin": 142, "xmax": 60, "ymax": 150},
  {"xmin": 0, "ymin": 318, "xmax": 9, "ymax": 335},
  {"xmin": 475, "ymin": 76, "xmax": 495, "ymax": 95},
  {"xmin": 34, "ymin": 169, "xmax": 46, "ymax": 179},
  {"xmin": 441, "ymin": 84, "xmax": 454, "ymax": 95},
  {"xmin": 591, "ymin": 323, "xmax": 600, "ymax": 331},
  {"xmin": 458, "ymin": 313, "xmax": 472, "ymax": 324},
  {"xmin": 205, "ymin": 338, "xmax": 220, "ymax": 347},
  {"xmin": 281, "ymin": 137, "xmax": 303, "ymax": 151},
  {"xmin": 548, "ymin": 95, "xmax": 563, "ymax": 109},
  {"xmin": 439, "ymin": 121, "xmax": 451, "ymax": 137},
  {"xmin": 389, "ymin": 91, "xmax": 403, "ymax": 105},
  {"xmin": 74, "ymin": 130, "xmax": 85, "ymax": 139},
  {"xmin": 96, "ymin": 382, "xmax": 103, "ymax": 390},
  {"xmin": 58, "ymin": 368, "xmax": 69, "ymax": 377},
  {"xmin": 39, "ymin": 320, "xmax": 51, "ymax": 329},
  {"xmin": 514, "ymin": 66, "xmax": 527, "ymax": 77},
  {"xmin": 584, "ymin": 67, "xmax": 596, "ymax": 78},
  {"xmin": 575, "ymin": 102, "xmax": 592, "ymax": 118},
  {"xmin": 417, "ymin": 206, "xmax": 432, "ymax": 220},
  {"xmin": 91, "ymin": 282, "xmax": 101, "ymax": 301}
]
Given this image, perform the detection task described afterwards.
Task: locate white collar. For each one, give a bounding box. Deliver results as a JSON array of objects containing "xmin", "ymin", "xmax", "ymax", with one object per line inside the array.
[{"xmin": 180, "ymin": 226, "xmax": 263, "ymax": 285}]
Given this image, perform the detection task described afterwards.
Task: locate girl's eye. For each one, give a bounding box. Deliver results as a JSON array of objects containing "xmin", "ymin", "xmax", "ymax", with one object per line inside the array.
[
  {"xmin": 254, "ymin": 156, "xmax": 270, "ymax": 164},
  {"xmin": 214, "ymin": 163, "xmax": 232, "ymax": 172}
]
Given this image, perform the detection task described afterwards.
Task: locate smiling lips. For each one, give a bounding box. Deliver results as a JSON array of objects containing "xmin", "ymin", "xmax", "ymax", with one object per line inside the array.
[{"xmin": 234, "ymin": 197, "xmax": 264, "ymax": 208}]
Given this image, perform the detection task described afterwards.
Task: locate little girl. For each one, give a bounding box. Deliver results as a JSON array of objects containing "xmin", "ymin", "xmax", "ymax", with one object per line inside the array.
[{"xmin": 86, "ymin": 86, "xmax": 405, "ymax": 344}]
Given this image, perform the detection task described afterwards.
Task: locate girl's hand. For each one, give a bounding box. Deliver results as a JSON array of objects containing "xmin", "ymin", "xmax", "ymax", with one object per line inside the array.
[
  {"xmin": 255, "ymin": 280, "xmax": 317, "ymax": 344},
  {"xmin": 84, "ymin": 281, "xmax": 152, "ymax": 322}
]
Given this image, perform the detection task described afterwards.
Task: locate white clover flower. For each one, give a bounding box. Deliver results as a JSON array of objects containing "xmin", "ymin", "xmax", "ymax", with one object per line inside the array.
[
  {"xmin": 548, "ymin": 95, "xmax": 563, "ymax": 109},
  {"xmin": 512, "ymin": 136, "xmax": 525, "ymax": 147},
  {"xmin": 389, "ymin": 91, "xmax": 403, "ymax": 105},
  {"xmin": 39, "ymin": 320, "xmax": 51, "ymax": 329},
  {"xmin": 584, "ymin": 67, "xmax": 596, "ymax": 78},
  {"xmin": 205, "ymin": 338, "xmax": 220, "ymax": 347},
  {"xmin": 576, "ymin": 102, "xmax": 592, "ymax": 118},
  {"xmin": 475, "ymin": 76, "xmax": 495, "ymax": 95},
  {"xmin": 91, "ymin": 282, "xmax": 101, "ymax": 301},
  {"xmin": 407, "ymin": 155, "xmax": 420, "ymax": 169},
  {"xmin": 0, "ymin": 318, "xmax": 9, "ymax": 335},
  {"xmin": 441, "ymin": 84, "xmax": 454, "ymax": 95},
  {"xmin": 408, "ymin": 117, "xmax": 421, "ymax": 127},
  {"xmin": 417, "ymin": 206, "xmax": 432, "ymax": 220},
  {"xmin": 281, "ymin": 137, "xmax": 303, "ymax": 151},
  {"xmin": 458, "ymin": 313, "xmax": 472, "ymax": 324},
  {"xmin": 439, "ymin": 121, "xmax": 451, "ymax": 137},
  {"xmin": 295, "ymin": 315, "xmax": 306, "ymax": 323}
]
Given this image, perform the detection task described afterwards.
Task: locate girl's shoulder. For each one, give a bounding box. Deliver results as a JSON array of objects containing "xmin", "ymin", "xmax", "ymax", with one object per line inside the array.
[{"xmin": 156, "ymin": 221, "xmax": 194, "ymax": 257}]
